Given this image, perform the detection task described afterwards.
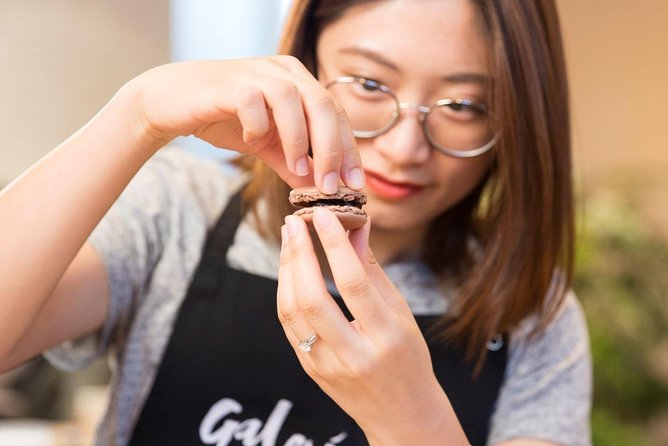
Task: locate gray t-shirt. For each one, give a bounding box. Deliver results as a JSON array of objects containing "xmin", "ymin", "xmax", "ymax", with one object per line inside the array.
[{"xmin": 45, "ymin": 147, "xmax": 592, "ymax": 446}]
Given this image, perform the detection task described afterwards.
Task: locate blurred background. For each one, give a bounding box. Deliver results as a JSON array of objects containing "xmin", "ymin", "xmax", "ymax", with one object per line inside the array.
[{"xmin": 0, "ymin": 1, "xmax": 666, "ymax": 445}]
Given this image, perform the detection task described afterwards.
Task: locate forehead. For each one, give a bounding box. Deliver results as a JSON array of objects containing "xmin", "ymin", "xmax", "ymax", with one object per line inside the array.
[{"xmin": 316, "ymin": 0, "xmax": 488, "ymax": 80}]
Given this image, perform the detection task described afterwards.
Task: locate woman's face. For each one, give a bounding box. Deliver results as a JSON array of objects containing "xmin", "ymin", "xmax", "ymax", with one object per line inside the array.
[{"xmin": 317, "ymin": 0, "xmax": 493, "ymax": 242}]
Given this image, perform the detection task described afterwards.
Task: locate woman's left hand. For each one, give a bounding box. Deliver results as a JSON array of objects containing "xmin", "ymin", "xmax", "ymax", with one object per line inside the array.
[{"xmin": 277, "ymin": 208, "xmax": 468, "ymax": 446}]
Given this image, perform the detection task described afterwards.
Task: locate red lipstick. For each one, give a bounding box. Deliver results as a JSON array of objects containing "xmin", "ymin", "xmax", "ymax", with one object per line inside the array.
[{"xmin": 364, "ymin": 170, "xmax": 424, "ymax": 200}]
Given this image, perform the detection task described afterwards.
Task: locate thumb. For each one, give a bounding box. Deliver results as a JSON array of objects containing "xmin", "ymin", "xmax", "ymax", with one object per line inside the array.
[
  {"xmin": 348, "ymin": 216, "xmax": 415, "ymax": 313},
  {"xmin": 348, "ymin": 216, "xmax": 372, "ymax": 265}
]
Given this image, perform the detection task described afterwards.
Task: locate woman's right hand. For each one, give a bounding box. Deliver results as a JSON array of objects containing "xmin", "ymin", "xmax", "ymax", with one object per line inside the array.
[
  {"xmin": 0, "ymin": 56, "xmax": 364, "ymax": 371},
  {"xmin": 120, "ymin": 56, "xmax": 364, "ymax": 193}
]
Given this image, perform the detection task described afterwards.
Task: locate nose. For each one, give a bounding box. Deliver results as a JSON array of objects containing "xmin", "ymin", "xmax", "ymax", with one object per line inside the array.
[{"xmin": 371, "ymin": 106, "xmax": 432, "ymax": 165}]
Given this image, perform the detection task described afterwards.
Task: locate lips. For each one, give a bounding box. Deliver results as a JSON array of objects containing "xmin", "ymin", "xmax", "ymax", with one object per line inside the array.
[{"xmin": 364, "ymin": 170, "xmax": 424, "ymax": 200}]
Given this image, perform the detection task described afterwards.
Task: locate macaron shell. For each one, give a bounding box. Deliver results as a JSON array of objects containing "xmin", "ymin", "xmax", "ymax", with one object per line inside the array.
[
  {"xmin": 289, "ymin": 186, "xmax": 367, "ymax": 207},
  {"xmin": 294, "ymin": 206, "xmax": 367, "ymax": 230}
]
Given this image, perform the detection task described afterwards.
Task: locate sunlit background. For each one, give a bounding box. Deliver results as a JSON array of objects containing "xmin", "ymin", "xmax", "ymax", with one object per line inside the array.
[{"xmin": 0, "ymin": 1, "xmax": 666, "ymax": 445}]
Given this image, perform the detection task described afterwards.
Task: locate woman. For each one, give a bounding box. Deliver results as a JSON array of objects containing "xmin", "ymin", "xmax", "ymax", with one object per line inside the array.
[{"xmin": 0, "ymin": 0, "xmax": 591, "ymax": 445}]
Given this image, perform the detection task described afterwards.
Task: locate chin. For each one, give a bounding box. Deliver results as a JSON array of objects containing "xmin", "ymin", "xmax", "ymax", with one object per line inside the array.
[
  {"xmin": 368, "ymin": 187, "xmax": 455, "ymax": 224},
  {"xmin": 366, "ymin": 204, "xmax": 432, "ymax": 233}
]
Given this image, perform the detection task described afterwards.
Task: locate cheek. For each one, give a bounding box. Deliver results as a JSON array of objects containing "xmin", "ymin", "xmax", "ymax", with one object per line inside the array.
[
  {"xmin": 357, "ymin": 140, "xmax": 374, "ymax": 164},
  {"xmin": 433, "ymin": 155, "xmax": 493, "ymax": 204}
]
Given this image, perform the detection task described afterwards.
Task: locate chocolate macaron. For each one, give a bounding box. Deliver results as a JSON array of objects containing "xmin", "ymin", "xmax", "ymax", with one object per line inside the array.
[{"xmin": 289, "ymin": 186, "xmax": 368, "ymax": 230}]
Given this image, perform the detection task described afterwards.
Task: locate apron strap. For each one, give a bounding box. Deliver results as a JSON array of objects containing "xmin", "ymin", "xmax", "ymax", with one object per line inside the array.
[{"xmin": 186, "ymin": 185, "xmax": 246, "ymax": 296}]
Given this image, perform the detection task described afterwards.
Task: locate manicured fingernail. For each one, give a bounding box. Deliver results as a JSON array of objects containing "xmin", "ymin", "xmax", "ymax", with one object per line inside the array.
[
  {"xmin": 285, "ymin": 215, "xmax": 300, "ymax": 238},
  {"xmin": 280, "ymin": 224, "xmax": 288, "ymax": 246},
  {"xmin": 295, "ymin": 156, "xmax": 309, "ymax": 176},
  {"xmin": 347, "ymin": 167, "xmax": 364, "ymax": 190},
  {"xmin": 322, "ymin": 172, "xmax": 338, "ymax": 194},
  {"xmin": 313, "ymin": 207, "xmax": 334, "ymax": 230}
]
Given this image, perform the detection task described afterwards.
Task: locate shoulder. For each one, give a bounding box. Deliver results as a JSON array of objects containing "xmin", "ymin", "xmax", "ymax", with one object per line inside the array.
[
  {"xmin": 504, "ymin": 291, "xmax": 591, "ymax": 393},
  {"xmin": 134, "ymin": 146, "xmax": 248, "ymax": 226},
  {"xmin": 488, "ymin": 291, "xmax": 592, "ymax": 445},
  {"xmin": 504, "ymin": 291, "xmax": 592, "ymax": 400},
  {"xmin": 511, "ymin": 291, "xmax": 589, "ymax": 355}
]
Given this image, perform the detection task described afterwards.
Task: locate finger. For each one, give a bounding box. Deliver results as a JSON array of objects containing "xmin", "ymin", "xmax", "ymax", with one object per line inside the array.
[
  {"xmin": 298, "ymin": 86, "xmax": 344, "ymax": 194},
  {"xmin": 254, "ymin": 144, "xmax": 315, "ymax": 189},
  {"xmin": 234, "ymin": 84, "xmax": 271, "ymax": 144},
  {"xmin": 277, "ymin": 225, "xmax": 322, "ymax": 355},
  {"xmin": 268, "ymin": 56, "xmax": 365, "ymax": 192},
  {"xmin": 311, "ymin": 208, "xmax": 391, "ymax": 333},
  {"xmin": 334, "ymin": 103, "xmax": 365, "ymax": 190},
  {"xmin": 348, "ymin": 217, "xmax": 412, "ymax": 314},
  {"xmin": 233, "ymin": 74, "xmax": 311, "ymax": 178},
  {"xmin": 236, "ymin": 73, "xmax": 343, "ymax": 192},
  {"xmin": 277, "ymin": 227, "xmax": 346, "ymax": 381},
  {"xmin": 283, "ymin": 215, "xmax": 361, "ymax": 356},
  {"xmin": 227, "ymin": 79, "xmax": 313, "ymax": 188},
  {"xmin": 259, "ymin": 79, "xmax": 311, "ymax": 177}
]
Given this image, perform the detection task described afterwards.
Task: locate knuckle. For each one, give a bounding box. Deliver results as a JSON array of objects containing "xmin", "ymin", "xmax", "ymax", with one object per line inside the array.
[
  {"xmin": 348, "ymin": 359, "xmax": 375, "ymax": 381},
  {"xmin": 236, "ymin": 85, "xmax": 264, "ymax": 107},
  {"xmin": 341, "ymin": 142, "xmax": 359, "ymax": 158},
  {"xmin": 272, "ymin": 80, "xmax": 299, "ymax": 101},
  {"xmin": 277, "ymin": 305, "xmax": 299, "ymax": 326},
  {"xmin": 312, "ymin": 93, "xmax": 335, "ymax": 113},
  {"xmin": 319, "ymin": 230, "xmax": 348, "ymax": 249},
  {"xmin": 338, "ymin": 275, "xmax": 369, "ymax": 300},
  {"xmin": 298, "ymin": 297, "xmax": 325, "ymax": 321},
  {"xmin": 309, "ymin": 146, "xmax": 343, "ymax": 174},
  {"xmin": 378, "ymin": 325, "xmax": 417, "ymax": 358},
  {"xmin": 275, "ymin": 54, "xmax": 301, "ymax": 68},
  {"xmin": 378, "ymin": 336, "xmax": 406, "ymax": 359},
  {"xmin": 315, "ymin": 362, "xmax": 338, "ymax": 381},
  {"xmin": 301, "ymin": 361, "xmax": 322, "ymax": 381},
  {"xmin": 288, "ymin": 240, "xmax": 310, "ymax": 259},
  {"xmin": 334, "ymin": 102, "xmax": 350, "ymax": 121},
  {"xmin": 318, "ymin": 146, "xmax": 343, "ymax": 164},
  {"xmin": 279, "ymin": 248, "xmax": 290, "ymax": 267},
  {"xmin": 293, "ymin": 131, "xmax": 311, "ymax": 150}
]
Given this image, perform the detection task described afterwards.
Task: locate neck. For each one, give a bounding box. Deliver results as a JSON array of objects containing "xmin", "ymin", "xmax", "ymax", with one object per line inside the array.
[
  {"xmin": 369, "ymin": 225, "xmax": 426, "ymax": 266},
  {"xmin": 313, "ymin": 225, "xmax": 427, "ymax": 282}
]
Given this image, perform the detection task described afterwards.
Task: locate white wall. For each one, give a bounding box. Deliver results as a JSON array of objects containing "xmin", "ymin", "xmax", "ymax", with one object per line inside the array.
[
  {"xmin": 0, "ymin": 0, "xmax": 169, "ymax": 186},
  {"xmin": 168, "ymin": 0, "xmax": 293, "ymax": 155},
  {"xmin": 0, "ymin": 1, "xmax": 293, "ymax": 184}
]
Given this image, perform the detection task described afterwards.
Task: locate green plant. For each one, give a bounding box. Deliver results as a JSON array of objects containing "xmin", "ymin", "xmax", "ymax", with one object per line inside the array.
[{"xmin": 575, "ymin": 195, "xmax": 668, "ymax": 445}]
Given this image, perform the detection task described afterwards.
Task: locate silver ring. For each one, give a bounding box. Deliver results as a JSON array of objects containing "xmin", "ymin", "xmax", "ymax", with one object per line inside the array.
[{"xmin": 298, "ymin": 332, "xmax": 318, "ymax": 353}]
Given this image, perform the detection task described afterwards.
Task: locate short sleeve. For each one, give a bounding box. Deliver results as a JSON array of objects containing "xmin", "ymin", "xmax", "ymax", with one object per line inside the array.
[
  {"xmin": 45, "ymin": 147, "xmax": 239, "ymax": 370},
  {"xmin": 488, "ymin": 292, "xmax": 593, "ymax": 446}
]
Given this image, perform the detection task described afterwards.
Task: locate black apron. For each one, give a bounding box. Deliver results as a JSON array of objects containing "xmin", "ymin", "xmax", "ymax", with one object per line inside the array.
[{"xmin": 128, "ymin": 189, "xmax": 507, "ymax": 446}]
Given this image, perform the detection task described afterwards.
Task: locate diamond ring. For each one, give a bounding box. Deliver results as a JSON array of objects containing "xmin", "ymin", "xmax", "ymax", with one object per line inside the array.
[{"xmin": 298, "ymin": 332, "xmax": 318, "ymax": 353}]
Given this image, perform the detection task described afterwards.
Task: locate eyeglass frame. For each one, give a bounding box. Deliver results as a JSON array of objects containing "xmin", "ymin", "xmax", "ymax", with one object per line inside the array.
[{"xmin": 325, "ymin": 76, "xmax": 497, "ymax": 159}]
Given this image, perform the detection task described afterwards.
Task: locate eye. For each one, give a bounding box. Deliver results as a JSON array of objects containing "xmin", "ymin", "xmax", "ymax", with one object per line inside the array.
[
  {"xmin": 360, "ymin": 78, "xmax": 382, "ymax": 91},
  {"xmin": 349, "ymin": 77, "xmax": 390, "ymax": 101},
  {"xmin": 438, "ymin": 99, "xmax": 489, "ymax": 122},
  {"xmin": 449, "ymin": 99, "xmax": 487, "ymax": 113}
]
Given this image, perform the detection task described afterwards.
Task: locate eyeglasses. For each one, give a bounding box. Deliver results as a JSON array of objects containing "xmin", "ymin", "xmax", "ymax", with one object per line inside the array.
[{"xmin": 325, "ymin": 76, "xmax": 497, "ymax": 158}]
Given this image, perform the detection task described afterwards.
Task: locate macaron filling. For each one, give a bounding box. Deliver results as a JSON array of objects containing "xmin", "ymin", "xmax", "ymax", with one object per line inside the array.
[
  {"xmin": 289, "ymin": 186, "xmax": 368, "ymax": 230},
  {"xmin": 301, "ymin": 198, "xmax": 364, "ymax": 209}
]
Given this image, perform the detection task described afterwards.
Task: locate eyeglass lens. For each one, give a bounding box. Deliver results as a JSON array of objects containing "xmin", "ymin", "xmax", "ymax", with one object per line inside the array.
[{"xmin": 327, "ymin": 78, "xmax": 495, "ymax": 154}]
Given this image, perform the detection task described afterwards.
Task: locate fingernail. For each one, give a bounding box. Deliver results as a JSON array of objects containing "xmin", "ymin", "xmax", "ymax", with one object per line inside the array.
[
  {"xmin": 280, "ymin": 224, "xmax": 288, "ymax": 246},
  {"xmin": 285, "ymin": 215, "xmax": 300, "ymax": 238},
  {"xmin": 347, "ymin": 167, "xmax": 365, "ymax": 190},
  {"xmin": 312, "ymin": 207, "xmax": 334, "ymax": 230},
  {"xmin": 295, "ymin": 156, "xmax": 309, "ymax": 176},
  {"xmin": 322, "ymin": 172, "xmax": 338, "ymax": 194}
]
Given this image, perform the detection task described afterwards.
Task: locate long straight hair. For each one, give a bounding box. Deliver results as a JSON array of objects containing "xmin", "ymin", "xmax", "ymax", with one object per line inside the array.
[{"xmin": 239, "ymin": 0, "xmax": 574, "ymax": 364}]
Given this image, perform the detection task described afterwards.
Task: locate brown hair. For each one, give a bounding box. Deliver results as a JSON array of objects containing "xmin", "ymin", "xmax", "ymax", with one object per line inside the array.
[{"xmin": 239, "ymin": 0, "xmax": 574, "ymax": 364}]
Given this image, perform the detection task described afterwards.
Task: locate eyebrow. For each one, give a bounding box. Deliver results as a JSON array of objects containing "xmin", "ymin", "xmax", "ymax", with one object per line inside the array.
[
  {"xmin": 442, "ymin": 72, "xmax": 489, "ymax": 85},
  {"xmin": 338, "ymin": 46, "xmax": 400, "ymax": 72},
  {"xmin": 336, "ymin": 46, "xmax": 490, "ymax": 85}
]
